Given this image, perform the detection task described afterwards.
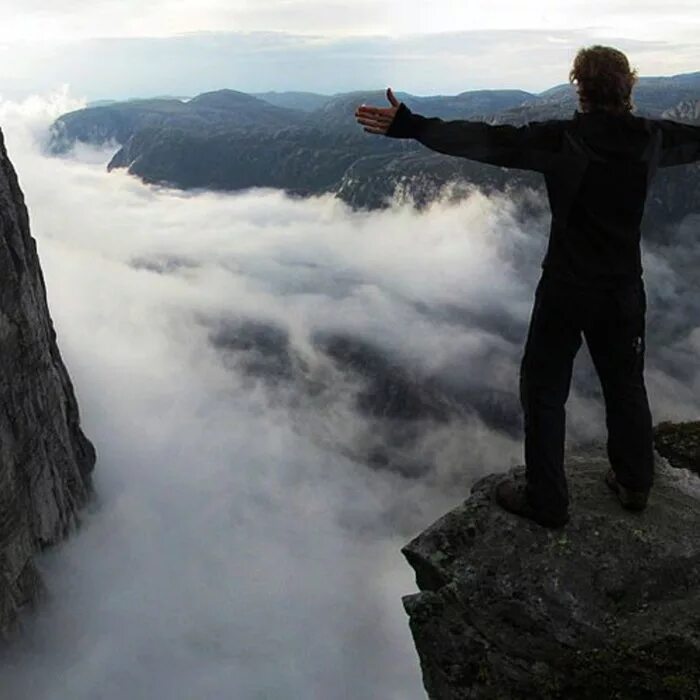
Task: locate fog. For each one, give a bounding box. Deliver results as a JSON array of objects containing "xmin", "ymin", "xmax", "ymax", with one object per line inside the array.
[{"xmin": 0, "ymin": 90, "xmax": 698, "ymax": 699}]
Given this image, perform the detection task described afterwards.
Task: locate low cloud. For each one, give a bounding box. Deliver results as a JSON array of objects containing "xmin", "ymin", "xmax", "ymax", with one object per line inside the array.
[{"xmin": 0, "ymin": 90, "xmax": 698, "ymax": 699}]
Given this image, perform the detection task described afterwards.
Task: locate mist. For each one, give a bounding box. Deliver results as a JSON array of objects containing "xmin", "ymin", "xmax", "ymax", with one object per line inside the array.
[{"xmin": 0, "ymin": 90, "xmax": 698, "ymax": 699}]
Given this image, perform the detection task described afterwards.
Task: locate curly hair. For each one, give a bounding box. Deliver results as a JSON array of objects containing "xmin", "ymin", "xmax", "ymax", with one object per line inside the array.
[{"xmin": 569, "ymin": 45, "xmax": 639, "ymax": 114}]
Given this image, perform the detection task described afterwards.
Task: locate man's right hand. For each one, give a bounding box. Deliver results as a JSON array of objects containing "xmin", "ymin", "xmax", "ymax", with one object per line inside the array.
[{"xmin": 355, "ymin": 87, "xmax": 401, "ymax": 135}]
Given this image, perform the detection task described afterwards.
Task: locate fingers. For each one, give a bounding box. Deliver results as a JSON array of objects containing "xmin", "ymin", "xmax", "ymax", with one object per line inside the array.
[
  {"xmin": 358, "ymin": 121, "xmax": 388, "ymax": 134},
  {"xmin": 356, "ymin": 113, "xmax": 393, "ymax": 127},
  {"xmin": 386, "ymin": 87, "xmax": 399, "ymax": 107},
  {"xmin": 355, "ymin": 105, "xmax": 393, "ymax": 117},
  {"xmin": 355, "ymin": 114, "xmax": 392, "ymax": 134}
]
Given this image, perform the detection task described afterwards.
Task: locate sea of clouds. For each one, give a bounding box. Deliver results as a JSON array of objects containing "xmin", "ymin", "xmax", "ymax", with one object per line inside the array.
[{"xmin": 0, "ymin": 87, "xmax": 698, "ymax": 699}]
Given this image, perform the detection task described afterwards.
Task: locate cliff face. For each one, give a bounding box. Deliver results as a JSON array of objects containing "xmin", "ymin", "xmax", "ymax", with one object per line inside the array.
[
  {"xmin": 402, "ymin": 440, "xmax": 700, "ymax": 699},
  {"xmin": 0, "ymin": 128, "xmax": 96, "ymax": 638}
]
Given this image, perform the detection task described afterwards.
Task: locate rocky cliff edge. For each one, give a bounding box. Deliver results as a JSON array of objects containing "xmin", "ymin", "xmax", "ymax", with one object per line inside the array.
[
  {"xmin": 402, "ymin": 440, "xmax": 700, "ymax": 699},
  {"xmin": 0, "ymin": 127, "xmax": 96, "ymax": 638}
]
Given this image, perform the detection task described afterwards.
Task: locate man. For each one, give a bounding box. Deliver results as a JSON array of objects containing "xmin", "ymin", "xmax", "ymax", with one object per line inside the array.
[{"xmin": 355, "ymin": 45, "xmax": 700, "ymax": 528}]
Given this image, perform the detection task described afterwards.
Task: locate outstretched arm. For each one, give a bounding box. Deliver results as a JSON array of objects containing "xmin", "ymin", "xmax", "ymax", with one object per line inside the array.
[
  {"xmin": 655, "ymin": 118, "xmax": 700, "ymax": 167},
  {"xmin": 355, "ymin": 87, "xmax": 563, "ymax": 173}
]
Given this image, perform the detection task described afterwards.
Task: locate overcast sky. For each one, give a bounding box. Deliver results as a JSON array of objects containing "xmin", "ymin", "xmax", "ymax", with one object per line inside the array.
[{"xmin": 0, "ymin": 1, "xmax": 697, "ymax": 100}]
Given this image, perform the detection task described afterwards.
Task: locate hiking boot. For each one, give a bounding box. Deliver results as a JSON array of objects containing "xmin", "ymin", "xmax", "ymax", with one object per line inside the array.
[
  {"xmin": 604, "ymin": 468, "xmax": 649, "ymax": 512},
  {"xmin": 494, "ymin": 477, "xmax": 570, "ymax": 529}
]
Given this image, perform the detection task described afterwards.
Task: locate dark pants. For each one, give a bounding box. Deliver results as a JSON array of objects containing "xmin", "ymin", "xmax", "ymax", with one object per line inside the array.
[{"xmin": 520, "ymin": 271, "xmax": 654, "ymax": 518}]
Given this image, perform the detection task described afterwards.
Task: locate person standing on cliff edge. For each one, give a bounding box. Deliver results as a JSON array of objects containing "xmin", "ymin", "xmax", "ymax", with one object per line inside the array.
[{"xmin": 355, "ymin": 45, "xmax": 700, "ymax": 529}]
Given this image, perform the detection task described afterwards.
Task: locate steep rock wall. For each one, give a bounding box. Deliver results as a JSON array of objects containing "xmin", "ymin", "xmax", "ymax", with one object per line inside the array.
[{"xmin": 0, "ymin": 128, "xmax": 96, "ymax": 638}]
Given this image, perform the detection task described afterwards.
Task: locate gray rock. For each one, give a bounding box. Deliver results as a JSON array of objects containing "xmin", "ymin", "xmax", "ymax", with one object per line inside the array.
[
  {"xmin": 401, "ymin": 442, "xmax": 700, "ymax": 699},
  {"xmin": 653, "ymin": 420, "xmax": 700, "ymax": 476},
  {"xmin": 0, "ymin": 128, "xmax": 96, "ymax": 639}
]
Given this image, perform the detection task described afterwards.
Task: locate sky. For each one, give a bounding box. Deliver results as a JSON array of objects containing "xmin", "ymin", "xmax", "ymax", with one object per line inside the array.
[
  {"xmin": 0, "ymin": 85, "xmax": 698, "ymax": 698},
  {"xmin": 0, "ymin": 1, "xmax": 697, "ymax": 99}
]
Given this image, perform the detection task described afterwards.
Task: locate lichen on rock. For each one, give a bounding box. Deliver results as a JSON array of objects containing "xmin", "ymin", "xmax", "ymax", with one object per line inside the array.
[{"xmin": 653, "ymin": 420, "xmax": 700, "ymax": 475}]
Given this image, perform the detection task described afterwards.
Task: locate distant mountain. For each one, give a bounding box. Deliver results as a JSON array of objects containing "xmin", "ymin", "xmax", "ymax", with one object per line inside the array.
[
  {"xmin": 51, "ymin": 73, "xmax": 700, "ymax": 153},
  {"xmin": 252, "ymin": 91, "xmax": 332, "ymax": 112},
  {"xmin": 106, "ymin": 122, "xmax": 404, "ymax": 192},
  {"xmin": 86, "ymin": 95, "xmax": 191, "ymax": 108},
  {"xmin": 412, "ymin": 89, "xmax": 536, "ymax": 118},
  {"xmin": 86, "ymin": 99, "xmax": 119, "ymax": 108},
  {"xmin": 48, "ymin": 74, "xmax": 700, "ymax": 239},
  {"xmin": 49, "ymin": 87, "xmax": 537, "ymax": 152},
  {"xmin": 305, "ymin": 89, "xmax": 537, "ymax": 132},
  {"xmin": 663, "ymin": 98, "xmax": 700, "ymax": 121},
  {"xmin": 490, "ymin": 73, "xmax": 700, "ymax": 125},
  {"xmin": 49, "ymin": 90, "xmax": 306, "ymax": 153}
]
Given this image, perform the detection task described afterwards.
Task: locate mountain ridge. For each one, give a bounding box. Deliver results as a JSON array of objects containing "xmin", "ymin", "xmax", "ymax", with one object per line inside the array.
[{"xmin": 46, "ymin": 72, "xmax": 700, "ymax": 245}]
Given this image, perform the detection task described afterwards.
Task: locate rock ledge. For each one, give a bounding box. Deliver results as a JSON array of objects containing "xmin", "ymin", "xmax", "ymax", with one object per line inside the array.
[{"xmin": 402, "ymin": 444, "xmax": 700, "ymax": 699}]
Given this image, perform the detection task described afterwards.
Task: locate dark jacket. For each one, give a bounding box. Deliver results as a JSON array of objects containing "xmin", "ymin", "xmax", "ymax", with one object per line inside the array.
[{"xmin": 386, "ymin": 102, "xmax": 700, "ymax": 288}]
